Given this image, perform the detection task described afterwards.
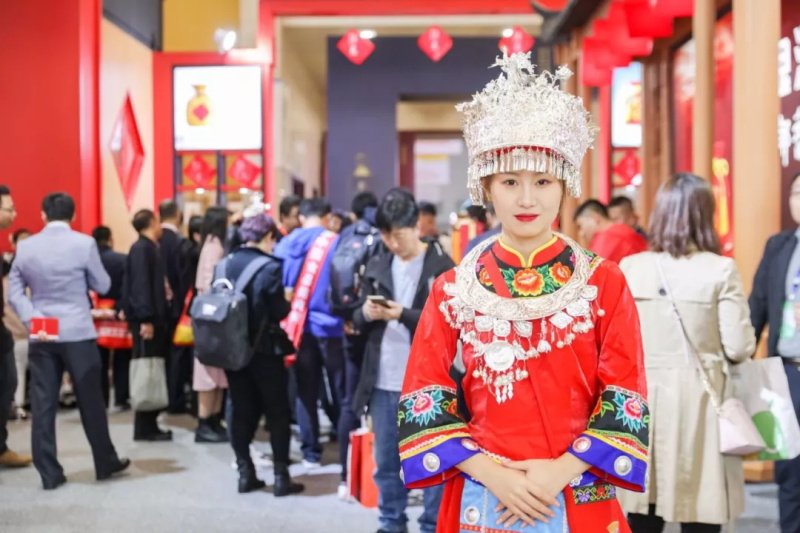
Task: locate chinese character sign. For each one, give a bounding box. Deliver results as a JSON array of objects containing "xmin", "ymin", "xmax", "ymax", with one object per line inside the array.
[{"xmin": 780, "ymin": 0, "xmax": 800, "ymax": 229}]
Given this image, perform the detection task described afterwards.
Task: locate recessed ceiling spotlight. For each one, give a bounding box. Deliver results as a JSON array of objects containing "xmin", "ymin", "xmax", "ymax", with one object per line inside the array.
[
  {"xmin": 359, "ymin": 29, "xmax": 377, "ymax": 40},
  {"xmin": 214, "ymin": 28, "xmax": 237, "ymax": 54}
]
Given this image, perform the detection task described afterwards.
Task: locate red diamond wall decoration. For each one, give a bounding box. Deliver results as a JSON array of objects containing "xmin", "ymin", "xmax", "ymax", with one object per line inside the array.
[
  {"xmin": 109, "ymin": 94, "xmax": 145, "ymax": 212},
  {"xmin": 228, "ymin": 155, "xmax": 262, "ymax": 188},
  {"xmin": 613, "ymin": 149, "xmax": 642, "ymax": 187},
  {"xmin": 183, "ymin": 154, "xmax": 216, "ymax": 188},
  {"xmin": 499, "ymin": 27, "xmax": 535, "ymax": 55},
  {"xmin": 418, "ymin": 26, "xmax": 453, "ymax": 62},
  {"xmin": 337, "ymin": 29, "xmax": 375, "ymax": 65}
]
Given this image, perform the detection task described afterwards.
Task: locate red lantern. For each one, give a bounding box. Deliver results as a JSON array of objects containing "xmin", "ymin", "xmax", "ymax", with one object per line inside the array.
[
  {"xmin": 622, "ymin": 0, "xmax": 674, "ymax": 39},
  {"xmin": 418, "ymin": 26, "xmax": 453, "ymax": 62},
  {"xmin": 337, "ymin": 29, "xmax": 375, "ymax": 65},
  {"xmin": 498, "ymin": 26, "xmax": 535, "ymax": 55},
  {"xmin": 651, "ymin": 0, "xmax": 694, "ymax": 18},
  {"xmin": 581, "ymin": 37, "xmax": 614, "ymax": 87},
  {"xmin": 592, "ymin": 21, "xmax": 633, "ymax": 67},
  {"xmin": 531, "ymin": 0, "xmax": 570, "ymax": 12},
  {"xmin": 602, "ymin": 3, "xmax": 654, "ymax": 57}
]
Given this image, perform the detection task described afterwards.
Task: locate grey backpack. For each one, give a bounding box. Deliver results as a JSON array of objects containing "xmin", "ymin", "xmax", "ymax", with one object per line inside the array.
[{"xmin": 189, "ymin": 255, "xmax": 269, "ymax": 371}]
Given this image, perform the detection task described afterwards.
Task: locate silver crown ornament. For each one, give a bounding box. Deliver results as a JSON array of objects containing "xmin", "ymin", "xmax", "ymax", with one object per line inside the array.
[
  {"xmin": 456, "ymin": 52, "xmax": 598, "ymax": 205},
  {"xmin": 242, "ymin": 191, "xmax": 268, "ymax": 219}
]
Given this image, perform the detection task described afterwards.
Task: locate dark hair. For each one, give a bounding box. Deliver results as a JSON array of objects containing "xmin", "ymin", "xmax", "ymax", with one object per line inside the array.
[
  {"xmin": 12, "ymin": 228, "xmax": 30, "ymax": 245},
  {"xmin": 466, "ymin": 205, "xmax": 487, "ymax": 225},
  {"xmin": 299, "ymin": 198, "xmax": 331, "ymax": 218},
  {"xmin": 418, "ymin": 201, "xmax": 437, "ymax": 217},
  {"xmin": 608, "ymin": 196, "xmax": 635, "ymax": 211},
  {"xmin": 187, "ymin": 215, "xmax": 203, "ymax": 240},
  {"xmin": 132, "ymin": 209, "xmax": 156, "ymax": 233},
  {"xmin": 0, "ymin": 186, "xmax": 10, "ymax": 196},
  {"xmin": 201, "ymin": 206, "xmax": 229, "ymax": 243},
  {"xmin": 351, "ymin": 191, "xmax": 378, "ymax": 219},
  {"xmin": 92, "ymin": 226, "xmax": 111, "ymax": 245},
  {"xmin": 649, "ymin": 173, "xmax": 721, "ymax": 257},
  {"xmin": 158, "ymin": 199, "xmax": 180, "ymax": 221},
  {"xmin": 279, "ymin": 195, "xmax": 302, "ymax": 218},
  {"xmin": 376, "ymin": 188, "xmax": 419, "ymax": 232},
  {"xmin": 239, "ymin": 213, "xmax": 281, "ymax": 243},
  {"xmin": 42, "ymin": 192, "xmax": 75, "ymax": 222},
  {"xmin": 574, "ymin": 199, "xmax": 609, "ymax": 221}
]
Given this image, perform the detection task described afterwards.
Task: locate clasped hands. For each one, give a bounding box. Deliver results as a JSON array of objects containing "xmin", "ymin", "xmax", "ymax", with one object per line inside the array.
[
  {"xmin": 483, "ymin": 457, "xmax": 581, "ymax": 529},
  {"xmin": 362, "ymin": 299, "xmax": 403, "ymax": 322}
]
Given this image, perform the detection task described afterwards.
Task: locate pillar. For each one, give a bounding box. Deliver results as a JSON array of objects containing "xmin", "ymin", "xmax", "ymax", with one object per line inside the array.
[
  {"xmin": 0, "ymin": 0, "xmax": 101, "ymax": 237},
  {"xmin": 692, "ymin": 0, "xmax": 715, "ymax": 180},
  {"xmin": 733, "ymin": 0, "xmax": 781, "ymax": 291}
]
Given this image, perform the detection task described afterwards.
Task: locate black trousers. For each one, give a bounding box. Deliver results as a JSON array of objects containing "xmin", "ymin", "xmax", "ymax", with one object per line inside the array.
[
  {"xmin": 28, "ymin": 340, "xmax": 118, "ymax": 484},
  {"xmin": 295, "ymin": 334, "xmax": 345, "ymax": 463},
  {"xmin": 0, "ymin": 341, "xmax": 17, "ymax": 454},
  {"xmin": 130, "ymin": 323, "xmax": 169, "ymax": 439},
  {"xmin": 338, "ymin": 334, "xmax": 365, "ymax": 481},
  {"xmin": 168, "ymin": 344, "xmax": 194, "ymax": 413},
  {"xmin": 226, "ymin": 353, "xmax": 292, "ymax": 471},
  {"xmin": 98, "ymin": 346, "xmax": 131, "ymax": 408},
  {"xmin": 776, "ymin": 360, "xmax": 800, "ymax": 533},
  {"xmin": 627, "ymin": 505, "xmax": 721, "ymax": 533}
]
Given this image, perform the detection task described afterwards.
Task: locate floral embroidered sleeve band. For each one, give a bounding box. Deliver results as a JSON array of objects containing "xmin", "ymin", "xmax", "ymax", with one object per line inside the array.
[
  {"xmin": 568, "ymin": 265, "xmax": 650, "ymax": 492},
  {"xmin": 398, "ymin": 275, "xmax": 479, "ymax": 488}
]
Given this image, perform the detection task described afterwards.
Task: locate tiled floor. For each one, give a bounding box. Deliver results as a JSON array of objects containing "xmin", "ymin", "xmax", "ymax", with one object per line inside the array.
[{"xmin": 0, "ymin": 409, "xmax": 781, "ymax": 532}]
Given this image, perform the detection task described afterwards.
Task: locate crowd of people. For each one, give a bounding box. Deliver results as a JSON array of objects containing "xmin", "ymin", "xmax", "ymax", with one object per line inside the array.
[{"xmin": 0, "ymin": 51, "xmax": 799, "ymax": 533}]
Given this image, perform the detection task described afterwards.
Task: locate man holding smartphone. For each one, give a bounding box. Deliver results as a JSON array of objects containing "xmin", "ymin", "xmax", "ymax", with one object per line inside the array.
[{"xmin": 352, "ymin": 188, "xmax": 454, "ymax": 533}]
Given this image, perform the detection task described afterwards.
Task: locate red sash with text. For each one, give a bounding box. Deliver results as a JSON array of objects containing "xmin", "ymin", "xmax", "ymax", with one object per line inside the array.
[{"xmin": 280, "ymin": 230, "xmax": 338, "ymax": 349}]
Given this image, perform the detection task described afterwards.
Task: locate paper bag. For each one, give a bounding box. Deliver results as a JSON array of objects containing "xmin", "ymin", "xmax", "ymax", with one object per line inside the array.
[{"xmin": 347, "ymin": 427, "xmax": 378, "ymax": 508}]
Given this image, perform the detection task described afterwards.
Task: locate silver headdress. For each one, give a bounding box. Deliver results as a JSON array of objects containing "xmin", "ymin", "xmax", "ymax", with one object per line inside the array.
[
  {"xmin": 242, "ymin": 192, "xmax": 268, "ymax": 219},
  {"xmin": 456, "ymin": 52, "xmax": 597, "ymax": 205}
]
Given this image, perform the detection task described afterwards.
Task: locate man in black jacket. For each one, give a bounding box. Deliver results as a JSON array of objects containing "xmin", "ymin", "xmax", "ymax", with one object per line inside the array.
[
  {"xmin": 158, "ymin": 200, "xmax": 193, "ymax": 414},
  {"xmin": 750, "ymin": 170, "xmax": 800, "ymax": 533},
  {"xmin": 352, "ymin": 189, "xmax": 453, "ymax": 533},
  {"xmin": 92, "ymin": 226, "xmax": 130, "ymax": 409},
  {"xmin": 124, "ymin": 209, "xmax": 172, "ymax": 442}
]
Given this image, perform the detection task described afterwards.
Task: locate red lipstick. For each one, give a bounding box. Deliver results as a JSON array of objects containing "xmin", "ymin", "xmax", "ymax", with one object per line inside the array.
[{"xmin": 514, "ymin": 214, "xmax": 539, "ymax": 222}]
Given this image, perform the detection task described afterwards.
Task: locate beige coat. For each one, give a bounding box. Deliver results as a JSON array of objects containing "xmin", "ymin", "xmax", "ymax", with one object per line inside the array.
[{"xmin": 617, "ymin": 251, "xmax": 755, "ymax": 524}]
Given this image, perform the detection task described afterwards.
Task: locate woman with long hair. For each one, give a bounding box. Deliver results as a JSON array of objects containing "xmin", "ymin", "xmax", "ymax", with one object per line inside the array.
[
  {"xmin": 193, "ymin": 206, "xmax": 231, "ymax": 443},
  {"xmin": 398, "ymin": 52, "xmax": 649, "ymax": 533},
  {"xmin": 617, "ymin": 173, "xmax": 755, "ymax": 532}
]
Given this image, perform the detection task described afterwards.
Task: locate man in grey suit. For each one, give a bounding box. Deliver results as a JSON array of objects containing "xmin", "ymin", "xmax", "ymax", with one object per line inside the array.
[{"xmin": 9, "ymin": 193, "xmax": 129, "ymax": 490}]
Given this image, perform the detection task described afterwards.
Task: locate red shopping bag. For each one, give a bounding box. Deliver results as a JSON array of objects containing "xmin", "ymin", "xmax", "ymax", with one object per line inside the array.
[
  {"xmin": 347, "ymin": 427, "xmax": 378, "ymax": 508},
  {"xmin": 91, "ymin": 293, "xmax": 133, "ymax": 350}
]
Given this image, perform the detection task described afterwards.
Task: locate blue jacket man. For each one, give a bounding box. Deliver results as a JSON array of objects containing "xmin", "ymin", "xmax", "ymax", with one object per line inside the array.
[{"xmin": 274, "ymin": 197, "xmax": 344, "ymax": 468}]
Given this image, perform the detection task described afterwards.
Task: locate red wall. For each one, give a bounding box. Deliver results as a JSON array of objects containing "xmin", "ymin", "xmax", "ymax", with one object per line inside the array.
[{"xmin": 0, "ymin": 0, "xmax": 100, "ymax": 245}]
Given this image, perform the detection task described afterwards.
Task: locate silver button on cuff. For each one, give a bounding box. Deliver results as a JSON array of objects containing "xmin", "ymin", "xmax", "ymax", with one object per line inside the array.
[
  {"xmin": 423, "ymin": 452, "xmax": 441, "ymax": 473},
  {"xmin": 464, "ymin": 506, "xmax": 480, "ymax": 525},
  {"xmin": 573, "ymin": 436, "xmax": 591, "ymax": 453},
  {"xmin": 614, "ymin": 456, "xmax": 632, "ymax": 476}
]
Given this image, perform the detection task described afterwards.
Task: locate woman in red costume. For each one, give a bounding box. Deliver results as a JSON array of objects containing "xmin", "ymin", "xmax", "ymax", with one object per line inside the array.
[{"xmin": 398, "ymin": 52, "xmax": 649, "ymax": 533}]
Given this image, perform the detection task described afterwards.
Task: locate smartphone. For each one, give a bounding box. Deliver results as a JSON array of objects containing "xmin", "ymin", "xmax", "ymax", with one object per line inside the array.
[{"xmin": 367, "ymin": 295, "xmax": 392, "ymax": 308}]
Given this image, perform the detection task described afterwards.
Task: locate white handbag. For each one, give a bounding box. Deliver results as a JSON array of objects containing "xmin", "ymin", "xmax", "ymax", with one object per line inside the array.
[{"xmin": 655, "ymin": 257, "xmax": 766, "ymax": 456}]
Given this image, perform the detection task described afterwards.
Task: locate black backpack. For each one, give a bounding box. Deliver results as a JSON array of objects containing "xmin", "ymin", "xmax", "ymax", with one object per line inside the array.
[
  {"xmin": 329, "ymin": 219, "xmax": 383, "ymax": 320},
  {"xmin": 189, "ymin": 256, "xmax": 268, "ymax": 371}
]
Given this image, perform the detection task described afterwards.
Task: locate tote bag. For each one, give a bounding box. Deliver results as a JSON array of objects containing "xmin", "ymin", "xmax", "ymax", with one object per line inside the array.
[
  {"xmin": 731, "ymin": 357, "xmax": 800, "ymax": 461},
  {"xmin": 129, "ymin": 340, "xmax": 168, "ymax": 412}
]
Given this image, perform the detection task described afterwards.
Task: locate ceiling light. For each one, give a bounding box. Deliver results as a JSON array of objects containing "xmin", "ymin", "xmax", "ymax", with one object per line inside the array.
[
  {"xmin": 214, "ymin": 28, "xmax": 237, "ymax": 54},
  {"xmin": 359, "ymin": 29, "xmax": 377, "ymax": 40},
  {"xmin": 502, "ymin": 28, "xmax": 514, "ymax": 38}
]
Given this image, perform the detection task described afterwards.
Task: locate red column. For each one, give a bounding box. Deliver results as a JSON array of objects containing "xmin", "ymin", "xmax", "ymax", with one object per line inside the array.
[{"xmin": 0, "ymin": 0, "xmax": 101, "ymax": 237}]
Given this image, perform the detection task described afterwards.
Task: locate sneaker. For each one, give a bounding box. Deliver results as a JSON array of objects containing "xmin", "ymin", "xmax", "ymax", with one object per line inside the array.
[
  {"xmin": 302, "ymin": 459, "xmax": 322, "ymax": 470},
  {"xmin": 337, "ymin": 481, "xmax": 349, "ymax": 501},
  {"xmin": 250, "ymin": 445, "xmax": 273, "ymax": 469}
]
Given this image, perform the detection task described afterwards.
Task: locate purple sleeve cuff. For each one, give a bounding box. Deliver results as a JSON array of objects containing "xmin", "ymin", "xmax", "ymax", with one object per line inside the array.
[
  {"xmin": 568, "ymin": 432, "xmax": 647, "ymax": 492},
  {"xmin": 400, "ymin": 435, "xmax": 478, "ymax": 488}
]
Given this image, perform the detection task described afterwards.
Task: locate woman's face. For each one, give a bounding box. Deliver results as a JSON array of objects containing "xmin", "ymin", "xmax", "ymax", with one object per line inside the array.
[
  {"xmin": 487, "ymin": 171, "xmax": 562, "ymax": 241},
  {"xmin": 790, "ymin": 175, "xmax": 800, "ymax": 225}
]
